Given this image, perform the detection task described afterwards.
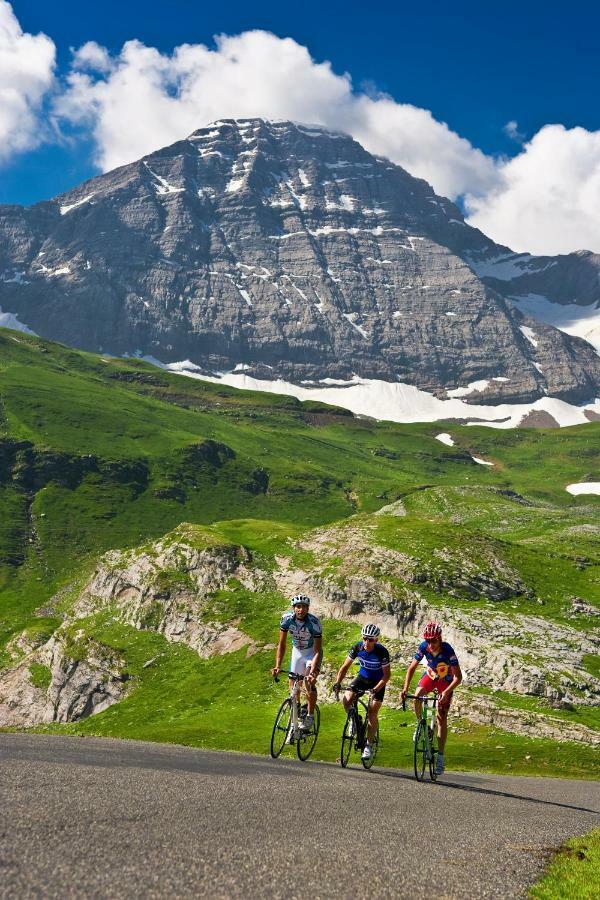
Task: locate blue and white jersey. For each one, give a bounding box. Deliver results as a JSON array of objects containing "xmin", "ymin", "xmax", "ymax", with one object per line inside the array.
[
  {"xmin": 348, "ymin": 641, "xmax": 390, "ymax": 681},
  {"xmin": 279, "ymin": 612, "xmax": 322, "ymax": 651}
]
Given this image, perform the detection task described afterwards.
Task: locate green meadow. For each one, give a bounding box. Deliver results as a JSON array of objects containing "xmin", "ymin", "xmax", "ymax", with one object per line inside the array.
[{"xmin": 0, "ymin": 328, "xmax": 599, "ymax": 779}]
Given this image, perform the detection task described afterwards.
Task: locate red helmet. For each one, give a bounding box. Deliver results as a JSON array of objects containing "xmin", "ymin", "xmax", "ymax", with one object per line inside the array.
[{"xmin": 423, "ymin": 622, "xmax": 442, "ymax": 641}]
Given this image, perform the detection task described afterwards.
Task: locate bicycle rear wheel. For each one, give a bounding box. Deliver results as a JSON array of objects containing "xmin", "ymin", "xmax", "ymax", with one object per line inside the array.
[
  {"xmin": 413, "ymin": 722, "xmax": 426, "ymax": 781},
  {"xmin": 340, "ymin": 711, "xmax": 355, "ymax": 767},
  {"xmin": 297, "ymin": 705, "xmax": 320, "ymax": 761},
  {"xmin": 270, "ymin": 698, "xmax": 292, "ymax": 758},
  {"xmin": 428, "ymin": 724, "xmax": 439, "ymax": 781},
  {"xmin": 361, "ymin": 723, "xmax": 379, "ymax": 770}
]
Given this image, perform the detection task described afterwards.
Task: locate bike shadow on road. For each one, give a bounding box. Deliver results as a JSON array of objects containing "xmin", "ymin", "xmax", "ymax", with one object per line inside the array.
[{"xmin": 373, "ymin": 768, "xmax": 599, "ymax": 815}]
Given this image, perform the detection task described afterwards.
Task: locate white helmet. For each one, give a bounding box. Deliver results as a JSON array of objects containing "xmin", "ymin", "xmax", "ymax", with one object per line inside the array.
[
  {"xmin": 361, "ymin": 623, "xmax": 380, "ymax": 639},
  {"xmin": 291, "ymin": 594, "xmax": 311, "ymax": 607}
]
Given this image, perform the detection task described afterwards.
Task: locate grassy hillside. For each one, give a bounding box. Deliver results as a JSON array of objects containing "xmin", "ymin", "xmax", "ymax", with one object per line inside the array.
[{"xmin": 1, "ymin": 327, "xmax": 599, "ymax": 776}]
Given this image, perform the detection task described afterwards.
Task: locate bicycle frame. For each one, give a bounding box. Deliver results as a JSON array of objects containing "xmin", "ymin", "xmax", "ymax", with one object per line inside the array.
[
  {"xmin": 403, "ymin": 692, "xmax": 439, "ymax": 781},
  {"xmin": 271, "ymin": 670, "xmax": 320, "ymax": 761},
  {"xmin": 274, "ymin": 670, "xmax": 305, "ymax": 738},
  {"xmin": 336, "ymin": 682, "xmax": 379, "ymax": 769}
]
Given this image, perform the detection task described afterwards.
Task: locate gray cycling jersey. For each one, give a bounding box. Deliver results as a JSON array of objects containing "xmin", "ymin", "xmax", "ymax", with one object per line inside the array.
[{"xmin": 279, "ymin": 612, "xmax": 322, "ymax": 651}]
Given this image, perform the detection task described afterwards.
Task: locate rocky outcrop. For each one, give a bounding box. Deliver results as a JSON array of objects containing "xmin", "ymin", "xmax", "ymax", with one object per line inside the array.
[
  {"xmin": 1, "ymin": 518, "xmax": 597, "ymax": 743},
  {"xmin": 0, "ymin": 525, "xmax": 266, "ymax": 727},
  {"xmin": 0, "ymin": 633, "xmax": 128, "ymax": 727},
  {"xmin": 1, "ymin": 119, "xmax": 599, "ymax": 404},
  {"xmin": 276, "ymin": 519, "xmax": 531, "ymax": 607},
  {"xmin": 450, "ymin": 693, "xmax": 600, "ymax": 746},
  {"xmin": 274, "ymin": 521, "xmax": 600, "ymax": 713},
  {"xmin": 76, "ymin": 525, "xmax": 264, "ymax": 657}
]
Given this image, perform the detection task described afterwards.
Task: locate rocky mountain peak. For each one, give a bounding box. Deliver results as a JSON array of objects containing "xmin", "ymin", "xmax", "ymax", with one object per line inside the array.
[{"xmin": 1, "ymin": 117, "xmax": 600, "ymax": 410}]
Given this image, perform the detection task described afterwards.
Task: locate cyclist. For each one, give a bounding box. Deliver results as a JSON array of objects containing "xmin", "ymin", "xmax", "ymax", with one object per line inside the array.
[
  {"xmin": 333, "ymin": 623, "xmax": 391, "ymax": 761},
  {"xmin": 272, "ymin": 595, "xmax": 322, "ymax": 731},
  {"xmin": 400, "ymin": 621, "xmax": 462, "ymax": 775}
]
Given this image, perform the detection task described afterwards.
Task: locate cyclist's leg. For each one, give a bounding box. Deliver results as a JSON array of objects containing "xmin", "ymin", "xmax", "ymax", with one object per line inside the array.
[
  {"xmin": 436, "ymin": 689, "xmax": 452, "ymax": 752},
  {"xmin": 342, "ymin": 689, "xmax": 356, "ymax": 712},
  {"xmin": 303, "ymin": 656, "xmax": 318, "ymax": 715},
  {"xmin": 305, "ymin": 646, "xmax": 322, "ymax": 715},
  {"xmin": 414, "ymin": 673, "xmax": 436, "ymax": 720},
  {"xmin": 344, "ymin": 674, "xmax": 366, "ymax": 711},
  {"xmin": 366, "ymin": 698, "xmax": 382, "ymax": 742},
  {"xmin": 289, "ymin": 647, "xmax": 307, "ymax": 704}
]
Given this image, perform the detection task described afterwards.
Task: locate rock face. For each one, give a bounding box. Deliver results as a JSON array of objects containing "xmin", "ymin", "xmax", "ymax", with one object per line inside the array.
[
  {"xmin": 76, "ymin": 526, "xmax": 263, "ymax": 658},
  {"xmin": 1, "ymin": 520, "xmax": 598, "ymax": 743},
  {"xmin": 0, "ymin": 633, "xmax": 128, "ymax": 727},
  {"xmin": 274, "ymin": 520, "xmax": 600, "ymax": 718},
  {"xmin": 0, "ymin": 525, "xmax": 265, "ymax": 728},
  {"xmin": 1, "ymin": 118, "xmax": 600, "ymax": 404}
]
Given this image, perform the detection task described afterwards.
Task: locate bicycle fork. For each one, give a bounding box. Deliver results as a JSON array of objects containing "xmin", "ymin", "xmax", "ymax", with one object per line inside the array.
[{"xmin": 288, "ymin": 686, "xmax": 303, "ymax": 742}]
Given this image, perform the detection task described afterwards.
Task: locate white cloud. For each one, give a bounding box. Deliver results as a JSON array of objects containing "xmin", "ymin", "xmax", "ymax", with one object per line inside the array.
[
  {"xmin": 71, "ymin": 40, "xmax": 113, "ymax": 74},
  {"xmin": 503, "ymin": 120, "xmax": 525, "ymax": 143},
  {"xmin": 0, "ymin": 1, "xmax": 55, "ymax": 159},
  {"xmin": 465, "ymin": 125, "xmax": 600, "ymax": 255},
  {"xmin": 55, "ymin": 30, "xmax": 499, "ymax": 201},
  {"xmin": 3, "ymin": 3, "xmax": 600, "ymax": 259}
]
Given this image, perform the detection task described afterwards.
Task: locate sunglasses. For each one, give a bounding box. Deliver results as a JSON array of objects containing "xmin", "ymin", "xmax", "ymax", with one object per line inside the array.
[
  {"xmin": 294, "ymin": 604, "xmax": 309, "ymax": 609},
  {"xmin": 363, "ymin": 637, "xmax": 377, "ymax": 642}
]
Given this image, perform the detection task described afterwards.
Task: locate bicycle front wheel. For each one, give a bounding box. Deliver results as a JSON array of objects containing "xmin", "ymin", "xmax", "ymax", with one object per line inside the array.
[
  {"xmin": 297, "ymin": 705, "xmax": 320, "ymax": 761},
  {"xmin": 361, "ymin": 723, "xmax": 379, "ymax": 770},
  {"xmin": 340, "ymin": 711, "xmax": 355, "ymax": 767},
  {"xmin": 413, "ymin": 722, "xmax": 427, "ymax": 781},
  {"xmin": 428, "ymin": 724, "xmax": 439, "ymax": 781},
  {"xmin": 270, "ymin": 698, "xmax": 292, "ymax": 758}
]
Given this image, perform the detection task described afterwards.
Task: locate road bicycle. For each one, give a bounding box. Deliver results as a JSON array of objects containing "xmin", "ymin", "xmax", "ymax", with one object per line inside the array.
[
  {"xmin": 334, "ymin": 682, "xmax": 379, "ymax": 770},
  {"xmin": 270, "ymin": 670, "xmax": 320, "ymax": 761},
  {"xmin": 403, "ymin": 693, "xmax": 439, "ymax": 781}
]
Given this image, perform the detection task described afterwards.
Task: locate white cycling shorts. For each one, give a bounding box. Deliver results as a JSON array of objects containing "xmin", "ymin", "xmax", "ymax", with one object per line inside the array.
[{"xmin": 290, "ymin": 646, "xmax": 315, "ymax": 676}]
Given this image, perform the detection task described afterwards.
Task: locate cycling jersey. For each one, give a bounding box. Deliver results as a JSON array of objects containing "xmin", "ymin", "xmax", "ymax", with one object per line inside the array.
[
  {"xmin": 348, "ymin": 641, "xmax": 390, "ymax": 681},
  {"xmin": 279, "ymin": 612, "xmax": 322, "ymax": 651},
  {"xmin": 414, "ymin": 641, "xmax": 458, "ymax": 684}
]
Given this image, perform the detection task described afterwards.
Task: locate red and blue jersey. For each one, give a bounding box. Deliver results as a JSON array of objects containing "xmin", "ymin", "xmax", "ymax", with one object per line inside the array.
[{"xmin": 414, "ymin": 641, "xmax": 458, "ymax": 684}]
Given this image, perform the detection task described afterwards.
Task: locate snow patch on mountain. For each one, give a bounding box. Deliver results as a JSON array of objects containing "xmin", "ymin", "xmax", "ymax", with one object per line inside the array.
[
  {"xmin": 0, "ymin": 309, "xmax": 37, "ymax": 335},
  {"xmin": 144, "ymin": 360, "xmax": 600, "ymax": 429},
  {"xmin": 519, "ymin": 325, "xmax": 539, "ymax": 348},
  {"xmin": 511, "ymin": 294, "xmax": 600, "ymax": 354},
  {"xmin": 59, "ymin": 194, "xmax": 95, "ymax": 215},
  {"xmin": 566, "ymin": 483, "xmax": 600, "ymax": 496}
]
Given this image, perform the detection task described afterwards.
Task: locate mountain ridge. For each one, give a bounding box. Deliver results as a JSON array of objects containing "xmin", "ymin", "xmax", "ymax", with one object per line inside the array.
[{"xmin": 1, "ymin": 118, "xmax": 600, "ymax": 409}]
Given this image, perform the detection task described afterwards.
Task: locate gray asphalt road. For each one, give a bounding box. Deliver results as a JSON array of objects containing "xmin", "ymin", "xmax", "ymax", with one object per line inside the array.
[{"xmin": 1, "ymin": 735, "xmax": 598, "ymax": 899}]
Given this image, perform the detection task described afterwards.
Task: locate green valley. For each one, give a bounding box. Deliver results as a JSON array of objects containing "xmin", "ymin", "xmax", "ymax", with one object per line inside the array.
[{"xmin": 0, "ymin": 327, "xmax": 599, "ymax": 778}]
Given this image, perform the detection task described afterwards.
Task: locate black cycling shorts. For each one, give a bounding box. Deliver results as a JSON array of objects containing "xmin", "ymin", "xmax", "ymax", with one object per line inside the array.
[{"xmin": 349, "ymin": 674, "xmax": 386, "ymax": 702}]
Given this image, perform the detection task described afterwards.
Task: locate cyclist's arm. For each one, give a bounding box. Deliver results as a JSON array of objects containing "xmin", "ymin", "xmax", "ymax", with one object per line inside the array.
[
  {"xmin": 309, "ymin": 636, "xmax": 322, "ymax": 676},
  {"xmin": 440, "ymin": 664, "xmax": 462, "ymax": 698},
  {"xmin": 272, "ymin": 630, "xmax": 287, "ymax": 675},
  {"xmin": 335, "ymin": 655, "xmax": 353, "ymax": 685},
  {"xmin": 401, "ymin": 659, "xmax": 420, "ymax": 696},
  {"xmin": 371, "ymin": 663, "xmax": 390, "ymax": 694}
]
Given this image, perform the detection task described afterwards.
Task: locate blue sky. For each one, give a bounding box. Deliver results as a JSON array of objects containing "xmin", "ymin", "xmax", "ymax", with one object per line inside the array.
[{"xmin": 3, "ymin": 0, "xmax": 600, "ymax": 254}]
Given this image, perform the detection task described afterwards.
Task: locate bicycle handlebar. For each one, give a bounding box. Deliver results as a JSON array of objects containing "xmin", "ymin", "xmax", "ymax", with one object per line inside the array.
[
  {"xmin": 401, "ymin": 693, "xmax": 438, "ymax": 712},
  {"xmin": 333, "ymin": 681, "xmax": 377, "ymax": 701},
  {"xmin": 273, "ymin": 670, "xmax": 306, "ymax": 683}
]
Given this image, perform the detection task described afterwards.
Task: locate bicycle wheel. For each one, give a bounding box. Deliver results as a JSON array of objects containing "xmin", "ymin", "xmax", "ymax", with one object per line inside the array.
[
  {"xmin": 428, "ymin": 724, "xmax": 439, "ymax": 781},
  {"xmin": 361, "ymin": 723, "xmax": 379, "ymax": 770},
  {"xmin": 270, "ymin": 698, "xmax": 292, "ymax": 758},
  {"xmin": 413, "ymin": 721, "xmax": 427, "ymax": 781},
  {"xmin": 297, "ymin": 704, "xmax": 320, "ymax": 761},
  {"xmin": 340, "ymin": 710, "xmax": 355, "ymax": 767}
]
